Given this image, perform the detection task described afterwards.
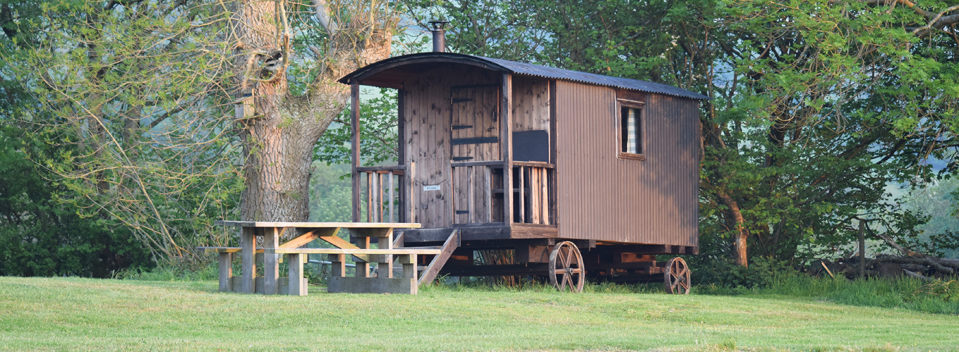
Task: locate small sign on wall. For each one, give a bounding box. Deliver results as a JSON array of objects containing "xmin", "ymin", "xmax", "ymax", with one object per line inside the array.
[{"xmin": 423, "ymin": 185, "xmax": 441, "ymax": 191}]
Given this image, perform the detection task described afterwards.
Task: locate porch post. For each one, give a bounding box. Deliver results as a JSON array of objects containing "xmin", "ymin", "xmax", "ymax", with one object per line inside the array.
[
  {"xmin": 397, "ymin": 89, "xmax": 407, "ymax": 222},
  {"xmin": 351, "ymin": 81, "xmax": 361, "ymax": 222},
  {"xmin": 501, "ymin": 73, "xmax": 513, "ymax": 224}
]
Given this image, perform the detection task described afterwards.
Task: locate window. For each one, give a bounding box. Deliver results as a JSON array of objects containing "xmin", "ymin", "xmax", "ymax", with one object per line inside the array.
[{"xmin": 618, "ymin": 101, "xmax": 645, "ymax": 160}]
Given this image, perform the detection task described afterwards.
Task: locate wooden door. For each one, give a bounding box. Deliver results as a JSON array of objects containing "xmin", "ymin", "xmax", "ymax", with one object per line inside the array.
[{"xmin": 450, "ymin": 85, "xmax": 500, "ymax": 224}]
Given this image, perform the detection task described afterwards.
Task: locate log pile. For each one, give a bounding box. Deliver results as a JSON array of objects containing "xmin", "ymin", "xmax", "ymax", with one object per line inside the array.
[{"xmin": 809, "ymin": 233, "xmax": 959, "ymax": 280}]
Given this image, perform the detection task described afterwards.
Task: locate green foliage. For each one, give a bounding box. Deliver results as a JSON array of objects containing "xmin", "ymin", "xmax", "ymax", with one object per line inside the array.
[
  {"xmin": 911, "ymin": 279, "xmax": 959, "ymax": 304},
  {"xmin": 315, "ymin": 87, "xmax": 400, "ymax": 167},
  {"xmin": 0, "ymin": 123, "xmax": 152, "ymax": 277},
  {"xmin": 695, "ymin": 256, "xmax": 798, "ymax": 289},
  {"xmin": 0, "ymin": 0, "xmax": 243, "ymax": 266},
  {"xmin": 308, "ymin": 162, "xmax": 353, "ymax": 222}
]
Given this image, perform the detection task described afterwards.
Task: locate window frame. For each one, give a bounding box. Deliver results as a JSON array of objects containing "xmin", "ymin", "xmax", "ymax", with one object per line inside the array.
[{"xmin": 616, "ymin": 98, "xmax": 646, "ymax": 161}]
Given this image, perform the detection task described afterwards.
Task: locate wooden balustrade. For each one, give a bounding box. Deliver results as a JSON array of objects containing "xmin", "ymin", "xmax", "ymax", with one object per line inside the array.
[
  {"xmin": 513, "ymin": 162, "xmax": 553, "ymax": 225},
  {"xmin": 356, "ymin": 166, "xmax": 404, "ymax": 223}
]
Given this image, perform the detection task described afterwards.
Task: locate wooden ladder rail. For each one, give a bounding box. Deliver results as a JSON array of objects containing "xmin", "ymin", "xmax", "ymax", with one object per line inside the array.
[{"xmin": 417, "ymin": 229, "xmax": 461, "ymax": 286}]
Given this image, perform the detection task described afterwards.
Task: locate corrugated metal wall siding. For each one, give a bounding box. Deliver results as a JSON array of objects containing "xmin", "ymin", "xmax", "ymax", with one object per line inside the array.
[{"xmin": 555, "ymin": 82, "xmax": 699, "ymax": 246}]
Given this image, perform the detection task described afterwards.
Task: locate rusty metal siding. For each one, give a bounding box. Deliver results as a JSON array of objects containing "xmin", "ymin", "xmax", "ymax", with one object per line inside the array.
[{"xmin": 555, "ymin": 81, "xmax": 699, "ymax": 246}]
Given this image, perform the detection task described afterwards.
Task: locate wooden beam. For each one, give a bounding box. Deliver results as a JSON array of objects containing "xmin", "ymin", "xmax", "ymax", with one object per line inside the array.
[
  {"xmin": 317, "ymin": 230, "xmax": 371, "ymax": 263},
  {"xmin": 392, "ymin": 232, "xmax": 405, "ymax": 248},
  {"xmin": 214, "ymin": 221, "xmax": 421, "ymax": 228},
  {"xmin": 501, "ymin": 73, "xmax": 513, "ymax": 224},
  {"xmin": 279, "ymin": 228, "xmax": 337, "ymax": 249},
  {"xmin": 269, "ymin": 248, "xmax": 442, "ymax": 255},
  {"xmin": 351, "ymin": 81, "xmax": 361, "ymax": 222},
  {"xmin": 418, "ymin": 229, "xmax": 461, "ymax": 286}
]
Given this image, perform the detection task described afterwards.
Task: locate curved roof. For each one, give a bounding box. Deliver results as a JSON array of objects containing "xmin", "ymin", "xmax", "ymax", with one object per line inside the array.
[{"xmin": 339, "ymin": 52, "xmax": 708, "ymax": 100}]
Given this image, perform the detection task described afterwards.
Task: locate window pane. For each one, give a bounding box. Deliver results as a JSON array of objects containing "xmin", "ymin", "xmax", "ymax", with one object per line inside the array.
[{"xmin": 626, "ymin": 108, "xmax": 638, "ymax": 154}]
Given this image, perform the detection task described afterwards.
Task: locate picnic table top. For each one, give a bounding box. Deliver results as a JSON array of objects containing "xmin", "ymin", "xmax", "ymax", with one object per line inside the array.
[{"xmin": 214, "ymin": 220, "xmax": 421, "ymax": 229}]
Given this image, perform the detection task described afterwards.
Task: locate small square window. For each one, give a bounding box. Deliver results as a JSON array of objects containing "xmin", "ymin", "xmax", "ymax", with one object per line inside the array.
[{"xmin": 618, "ymin": 102, "xmax": 644, "ymax": 160}]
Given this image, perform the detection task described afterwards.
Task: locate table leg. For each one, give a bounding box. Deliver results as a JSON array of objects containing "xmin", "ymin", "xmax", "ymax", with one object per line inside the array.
[
  {"xmin": 241, "ymin": 226, "xmax": 256, "ymax": 294},
  {"xmin": 218, "ymin": 252, "xmax": 233, "ymax": 292},
  {"xmin": 401, "ymin": 254, "xmax": 418, "ymax": 295},
  {"xmin": 355, "ymin": 235, "xmax": 370, "ymax": 278},
  {"xmin": 376, "ymin": 236, "xmax": 393, "ymax": 278},
  {"xmin": 330, "ymin": 254, "xmax": 346, "ymax": 277},
  {"xmin": 263, "ymin": 227, "xmax": 280, "ymax": 295},
  {"xmin": 287, "ymin": 253, "xmax": 306, "ymax": 296}
]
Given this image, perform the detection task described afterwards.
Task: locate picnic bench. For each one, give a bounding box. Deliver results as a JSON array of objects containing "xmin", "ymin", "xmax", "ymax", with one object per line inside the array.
[{"xmin": 199, "ymin": 221, "xmax": 459, "ymax": 295}]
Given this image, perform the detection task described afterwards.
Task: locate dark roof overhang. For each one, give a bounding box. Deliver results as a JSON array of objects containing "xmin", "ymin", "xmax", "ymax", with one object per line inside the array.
[{"xmin": 339, "ymin": 52, "xmax": 708, "ymax": 100}]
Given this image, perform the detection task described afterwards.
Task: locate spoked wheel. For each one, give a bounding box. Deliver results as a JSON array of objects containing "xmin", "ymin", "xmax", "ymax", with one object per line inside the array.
[
  {"xmin": 664, "ymin": 257, "xmax": 691, "ymax": 294},
  {"xmin": 549, "ymin": 241, "xmax": 585, "ymax": 293}
]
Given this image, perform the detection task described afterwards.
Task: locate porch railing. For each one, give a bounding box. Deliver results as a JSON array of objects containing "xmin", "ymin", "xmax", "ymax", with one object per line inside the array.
[
  {"xmin": 513, "ymin": 161, "xmax": 553, "ymax": 225},
  {"xmin": 356, "ymin": 165, "xmax": 404, "ymax": 223}
]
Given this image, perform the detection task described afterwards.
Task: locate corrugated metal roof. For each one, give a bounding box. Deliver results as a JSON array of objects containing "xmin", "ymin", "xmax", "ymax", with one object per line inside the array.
[
  {"xmin": 478, "ymin": 56, "xmax": 708, "ymax": 100},
  {"xmin": 339, "ymin": 52, "xmax": 708, "ymax": 100}
]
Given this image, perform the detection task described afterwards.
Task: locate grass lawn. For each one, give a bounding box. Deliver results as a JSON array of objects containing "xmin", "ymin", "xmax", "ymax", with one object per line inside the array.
[{"xmin": 0, "ymin": 277, "xmax": 956, "ymax": 351}]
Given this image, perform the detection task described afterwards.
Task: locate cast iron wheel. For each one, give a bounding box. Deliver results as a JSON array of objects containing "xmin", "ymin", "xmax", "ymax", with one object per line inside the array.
[
  {"xmin": 549, "ymin": 241, "xmax": 585, "ymax": 293},
  {"xmin": 664, "ymin": 257, "xmax": 691, "ymax": 294}
]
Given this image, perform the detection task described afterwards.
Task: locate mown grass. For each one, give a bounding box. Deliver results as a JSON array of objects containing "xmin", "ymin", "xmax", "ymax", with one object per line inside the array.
[{"xmin": 1, "ymin": 276, "xmax": 957, "ymax": 351}]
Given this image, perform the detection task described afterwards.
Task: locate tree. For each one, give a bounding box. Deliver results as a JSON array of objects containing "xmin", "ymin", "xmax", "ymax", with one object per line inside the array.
[
  {"xmin": 234, "ymin": 0, "xmax": 398, "ymax": 223},
  {"xmin": 1, "ymin": 0, "xmax": 243, "ymax": 265}
]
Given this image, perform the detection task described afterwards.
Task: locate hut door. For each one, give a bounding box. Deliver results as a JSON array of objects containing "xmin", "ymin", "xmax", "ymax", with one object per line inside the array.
[{"xmin": 450, "ymin": 85, "xmax": 500, "ymax": 224}]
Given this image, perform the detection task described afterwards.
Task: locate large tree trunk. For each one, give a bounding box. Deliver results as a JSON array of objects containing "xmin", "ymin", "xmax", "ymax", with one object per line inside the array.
[{"xmin": 233, "ymin": 0, "xmax": 393, "ymax": 223}]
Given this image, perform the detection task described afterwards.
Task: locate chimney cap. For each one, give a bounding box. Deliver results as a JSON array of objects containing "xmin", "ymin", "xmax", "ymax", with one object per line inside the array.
[{"xmin": 428, "ymin": 20, "xmax": 449, "ymax": 30}]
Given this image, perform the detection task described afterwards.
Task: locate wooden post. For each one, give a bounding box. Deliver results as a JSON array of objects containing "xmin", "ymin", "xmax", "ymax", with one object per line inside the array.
[
  {"xmin": 377, "ymin": 236, "xmax": 393, "ymax": 278},
  {"xmin": 351, "ymin": 81, "xmax": 362, "ymax": 222},
  {"xmin": 378, "ymin": 173, "xmax": 384, "ymax": 222},
  {"xmin": 370, "ymin": 173, "xmax": 378, "ymax": 222},
  {"xmin": 367, "ymin": 173, "xmax": 373, "ymax": 222},
  {"xmin": 397, "ymin": 89, "xmax": 406, "ymax": 223},
  {"xmin": 263, "ymin": 227, "xmax": 280, "ymax": 295},
  {"xmin": 859, "ymin": 219, "xmax": 866, "ymax": 278},
  {"xmin": 501, "ymin": 74, "xmax": 513, "ymax": 224},
  {"xmin": 401, "ymin": 254, "xmax": 418, "ymax": 294},
  {"xmin": 406, "ymin": 162, "xmax": 416, "ymax": 223},
  {"xmin": 388, "ymin": 171, "xmax": 395, "ymax": 222},
  {"xmin": 468, "ymin": 166, "xmax": 474, "ymax": 224},
  {"xmin": 548, "ymin": 80, "xmax": 558, "ymax": 226},
  {"xmin": 355, "ymin": 235, "xmax": 370, "ymax": 277},
  {"xmin": 330, "ymin": 253, "xmax": 346, "ymax": 277},
  {"xmin": 218, "ymin": 252, "xmax": 233, "ymax": 292},
  {"xmin": 518, "ymin": 166, "xmax": 525, "ymax": 223},
  {"xmin": 287, "ymin": 253, "xmax": 306, "ymax": 296},
  {"xmin": 541, "ymin": 168, "xmax": 549, "ymax": 224},
  {"xmin": 241, "ymin": 226, "xmax": 256, "ymax": 294}
]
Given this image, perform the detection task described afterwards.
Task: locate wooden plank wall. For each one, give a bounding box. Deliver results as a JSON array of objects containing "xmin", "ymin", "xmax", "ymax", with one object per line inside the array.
[
  {"xmin": 554, "ymin": 82, "xmax": 700, "ymax": 247},
  {"xmin": 402, "ymin": 65, "xmax": 499, "ymax": 228},
  {"xmin": 511, "ymin": 76, "xmax": 551, "ymax": 134},
  {"xmin": 451, "ymin": 86, "xmax": 500, "ymax": 162}
]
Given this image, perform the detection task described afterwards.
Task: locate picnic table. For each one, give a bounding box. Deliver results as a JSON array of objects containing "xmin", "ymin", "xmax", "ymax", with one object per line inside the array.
[{"xmin": 200, "ymin": 221, "xmax": 457, "ymax": 295}]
